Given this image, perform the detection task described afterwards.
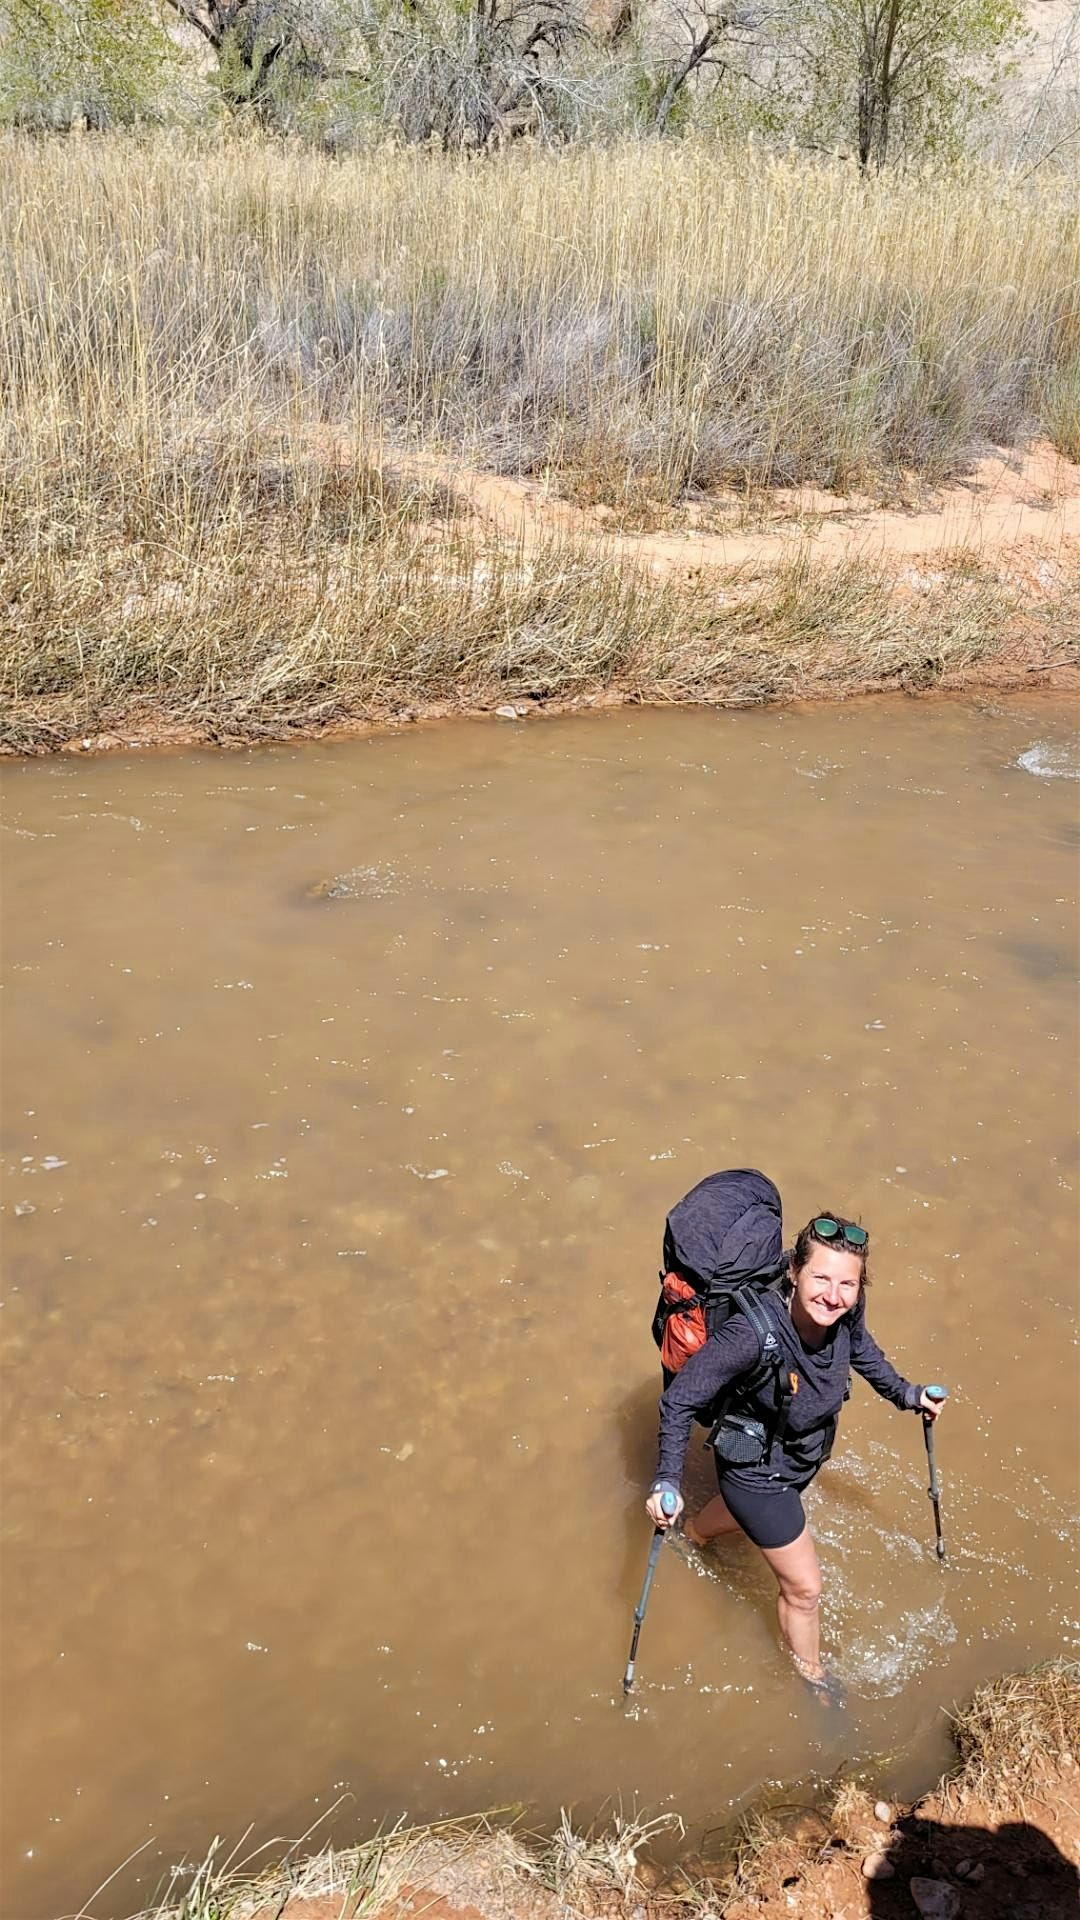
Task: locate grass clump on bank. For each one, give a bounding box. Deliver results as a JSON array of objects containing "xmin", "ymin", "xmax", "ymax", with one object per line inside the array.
[
  {"xmin": 948, "ymin": 1657, "xmax": 1080, "ymax": 1814},
  {"xmin": 123, "ymin": 1807, "xmax": 687, "ymax": 1920}
]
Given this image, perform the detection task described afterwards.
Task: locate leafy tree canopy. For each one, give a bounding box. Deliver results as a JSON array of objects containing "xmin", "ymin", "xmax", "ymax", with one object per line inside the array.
[{"xmin": 0, "ymin": 0, "xmax": 178, "ymax": 125}]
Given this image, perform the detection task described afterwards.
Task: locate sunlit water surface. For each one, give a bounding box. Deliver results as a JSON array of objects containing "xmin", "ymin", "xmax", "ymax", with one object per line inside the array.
[{"xmin": 2, "ymin": 697, "xmax": 1078, "ymax": 1919}]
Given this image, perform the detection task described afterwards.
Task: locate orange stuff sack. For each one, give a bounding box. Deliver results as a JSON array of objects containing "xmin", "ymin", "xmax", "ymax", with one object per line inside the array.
[{"xmin": 658, "ymin": 1273, "xmax": 707, "ymax": 1373}]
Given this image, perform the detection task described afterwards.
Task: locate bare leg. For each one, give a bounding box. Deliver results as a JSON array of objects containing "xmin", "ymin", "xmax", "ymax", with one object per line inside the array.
[
  {"xmin": 759, "ymin": 1526, "xmax": 824, "ymax": 1681},
  {"xmin": 685, "ymin": 1492, "xmax": 744, "ymax": 1547}
]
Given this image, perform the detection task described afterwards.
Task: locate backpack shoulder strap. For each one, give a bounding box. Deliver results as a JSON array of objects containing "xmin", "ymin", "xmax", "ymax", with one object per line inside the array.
[
  {"xmin": 729, "ymin": 1286, "xmax": 796, "ymax": 1463},
  {"xmin": 730, "ymin": 1285, "xmax": 783, "ymax": 1378}
]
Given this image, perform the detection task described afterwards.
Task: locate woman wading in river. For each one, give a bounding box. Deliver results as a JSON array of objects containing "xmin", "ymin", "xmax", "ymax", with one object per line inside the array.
[{"xmin": 646, "ymin": 1212, "xmax": 945, "ymax": 1703}]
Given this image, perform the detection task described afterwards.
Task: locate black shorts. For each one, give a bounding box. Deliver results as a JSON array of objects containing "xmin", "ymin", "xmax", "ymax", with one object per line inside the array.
[{"xmin": 717, "ymin": 1471, "xmax": 808, "ymax": 1550}]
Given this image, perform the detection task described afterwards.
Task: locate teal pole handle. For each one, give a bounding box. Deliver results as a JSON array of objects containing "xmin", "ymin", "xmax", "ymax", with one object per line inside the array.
[
  {"xmin": 660, "ymin": 1490, "xmax": 678, "ymax": 1516},
  {"xmin": 926, "ymin": 1384, "xmax": 949, "ymax": 1404}
]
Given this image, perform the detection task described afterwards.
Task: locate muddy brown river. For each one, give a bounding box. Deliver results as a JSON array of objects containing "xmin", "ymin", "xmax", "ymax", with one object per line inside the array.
[{"xmin": 2, "ymin": 697, "xmax": 1078, "ymax": 1920}]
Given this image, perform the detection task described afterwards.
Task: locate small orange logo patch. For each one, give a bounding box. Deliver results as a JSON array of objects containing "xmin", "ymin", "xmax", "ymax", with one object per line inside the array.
[{"xmin": 789, "ymin": 1371, "xmax": 800, "ymax": 1394}]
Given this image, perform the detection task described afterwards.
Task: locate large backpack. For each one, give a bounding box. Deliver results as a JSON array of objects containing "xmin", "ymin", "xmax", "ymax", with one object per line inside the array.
[{"xmin": 651, "ymin": 1168, "xmax": 788, "ymax": 1385}]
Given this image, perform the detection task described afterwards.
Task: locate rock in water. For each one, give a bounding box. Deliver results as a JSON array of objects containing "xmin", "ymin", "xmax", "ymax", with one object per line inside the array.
[
  {"xmin": 495, "ymin": 705, "xmax": 519, "ymax": 720},
  {"xmin": 910, "ymin": 1877, "xmax": 961, "ymax": 1920}
]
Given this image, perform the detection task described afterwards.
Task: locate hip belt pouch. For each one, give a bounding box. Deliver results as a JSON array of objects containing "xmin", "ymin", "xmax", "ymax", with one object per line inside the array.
[{"xmin": 710, "ymin": 1412, "xmax": 767, "ymax": 1467}]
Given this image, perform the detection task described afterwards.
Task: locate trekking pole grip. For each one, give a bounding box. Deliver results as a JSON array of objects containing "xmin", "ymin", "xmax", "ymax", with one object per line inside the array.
[{"xmin": 922, "ymin": 1388, "xmax": 947, "ymax": 1473}]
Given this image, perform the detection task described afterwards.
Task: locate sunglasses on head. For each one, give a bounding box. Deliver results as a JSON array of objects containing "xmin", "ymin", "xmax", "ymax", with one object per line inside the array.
[{"xmin": 812, "ymin": 1217, "xmax": 868, "ymax": 1249}]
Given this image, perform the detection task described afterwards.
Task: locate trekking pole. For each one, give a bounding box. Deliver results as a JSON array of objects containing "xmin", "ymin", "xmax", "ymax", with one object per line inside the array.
[
  {"xmin": 622, "ymin": 1491, "xmax": 678, "ymax": 1696},
  {"xmin": 922, "ymin": 1385, "xmax": 949, "ymax": 1561}
]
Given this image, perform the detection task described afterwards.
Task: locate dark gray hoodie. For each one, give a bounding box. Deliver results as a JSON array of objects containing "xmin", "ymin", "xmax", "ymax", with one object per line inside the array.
[{"xmin": 655, "ymin": 1291, "xmax": 922, "ymax": 1493}]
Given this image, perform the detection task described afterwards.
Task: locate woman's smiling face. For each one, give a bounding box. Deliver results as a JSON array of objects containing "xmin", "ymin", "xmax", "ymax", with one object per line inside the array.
[{"xmin": 791, "ymin": 1243, "xmax": 863, "ymax": 1333}]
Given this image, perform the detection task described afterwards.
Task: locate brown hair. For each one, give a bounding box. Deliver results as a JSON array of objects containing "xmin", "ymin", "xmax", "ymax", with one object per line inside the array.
[{"xmin": 790, "ymin": 1212, "xmax": 871, "ymax": 1293}]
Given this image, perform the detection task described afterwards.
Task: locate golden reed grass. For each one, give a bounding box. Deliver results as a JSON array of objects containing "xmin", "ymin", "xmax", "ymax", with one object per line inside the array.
[{"xmin": 1, "ymin": 133, "xmax": 1077, "ymax": 746}]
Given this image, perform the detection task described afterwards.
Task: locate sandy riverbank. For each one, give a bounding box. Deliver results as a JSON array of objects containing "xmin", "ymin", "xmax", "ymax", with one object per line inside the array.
[{"xmin": 6, "ymin": 443, "xmax": 1079, "ymax": 757}]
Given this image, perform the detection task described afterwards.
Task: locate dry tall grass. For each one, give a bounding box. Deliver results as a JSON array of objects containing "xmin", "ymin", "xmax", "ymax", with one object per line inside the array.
[
  {"xmin": 3, "ymin": 134, "xmax": 1077, "ymax": 491},
  {"xmin": 1, "ymin": 133, "xmax": 1078, "ymax": 745}
]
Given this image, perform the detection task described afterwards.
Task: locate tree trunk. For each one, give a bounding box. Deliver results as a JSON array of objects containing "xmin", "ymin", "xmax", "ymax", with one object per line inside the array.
[
  {"xmin": 652, "ymin": 23, "xmax": 722, "ymax": 136},
  {"xmin": 873, "ymin": 0, "xmax": 902, "ymax": 166},
  {"xmin": 856, "ymin": 0, "xmax": 902, "ymax": 170}
]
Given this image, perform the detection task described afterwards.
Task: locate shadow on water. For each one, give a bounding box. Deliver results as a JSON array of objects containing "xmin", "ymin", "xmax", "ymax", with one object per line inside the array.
[
  {"xmin": 617, "ymin": 1377, "xmax": 660, "ymax": 1487},
  {"xmin": 862, "ymin": 1813, "xmax": 1079, "ymax": 1918},
  {"xmin": 616, "ymin": 1377, "xmax": 664, "ymax": 1604},
  {"xmin": 1002, "ymin": 937, "xmax": 1078, "ymax": 983},
  {"xmin": 616, "ymin": 1373, "xmax": 718, "ymax": 1514},
  {"xmin": 614, "ymin": 1376, "xmax": 773, "ymax": 1620}
]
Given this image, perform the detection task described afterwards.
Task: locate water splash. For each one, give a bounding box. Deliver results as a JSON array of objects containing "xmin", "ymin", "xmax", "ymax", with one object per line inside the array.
[
  {"xmin": 312, "ymin": 863, "xmax": 407, "ymax": 898},
  {"xmin": 1015, "ymin": 743, "xmax": 1080, "ymax": 780},
  {"xmin": 833, "ymin": 1596, "xmax": 957, "ymax": 1698}
]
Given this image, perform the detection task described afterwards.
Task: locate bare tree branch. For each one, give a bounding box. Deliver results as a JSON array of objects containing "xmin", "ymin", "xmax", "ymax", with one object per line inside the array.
[{"xmin": 647, "ymin": 1, "xmax": 743, "ymax": 134}]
